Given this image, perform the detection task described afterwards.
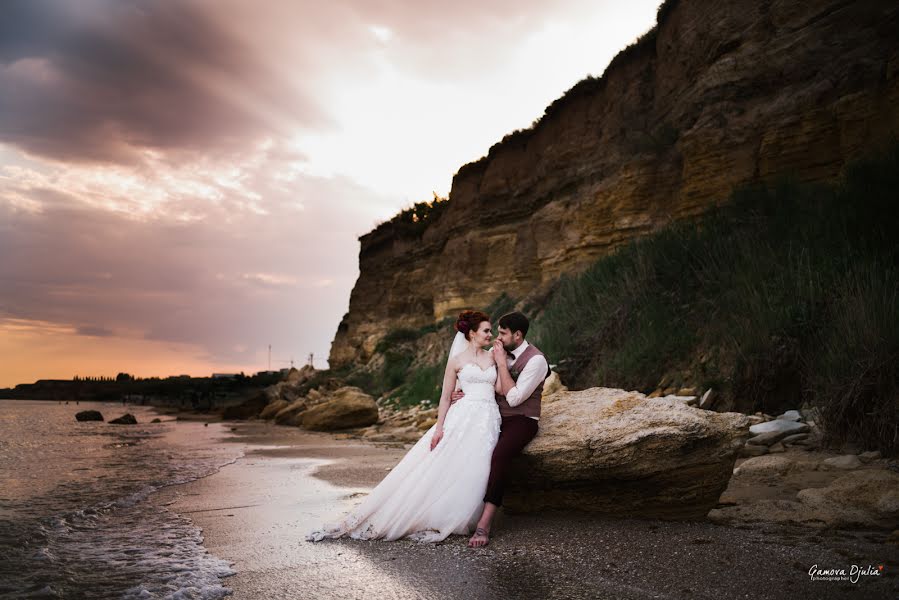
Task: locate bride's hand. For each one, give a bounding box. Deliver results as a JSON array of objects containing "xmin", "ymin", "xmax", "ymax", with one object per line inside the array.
[{"xmin": 430, "ymin": 426, "xmax": 443, "ymax": 451}]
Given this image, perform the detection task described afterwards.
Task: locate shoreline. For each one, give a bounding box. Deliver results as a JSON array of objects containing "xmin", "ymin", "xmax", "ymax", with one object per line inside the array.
[{"xmin": 146, "ymin": 410, "xmax": 898, "ymax": 599}]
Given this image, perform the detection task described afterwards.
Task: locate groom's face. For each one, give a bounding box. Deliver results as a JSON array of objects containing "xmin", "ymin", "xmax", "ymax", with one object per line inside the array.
[{"xmin": 496, "ymin": 326, "xmax": 522, "ymax": 351}]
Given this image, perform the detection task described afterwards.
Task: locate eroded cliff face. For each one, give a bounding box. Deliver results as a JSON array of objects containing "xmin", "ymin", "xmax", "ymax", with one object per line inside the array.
[{"xmin": 330, "ymin": 0, "xmax": 899, "ymax": 369}]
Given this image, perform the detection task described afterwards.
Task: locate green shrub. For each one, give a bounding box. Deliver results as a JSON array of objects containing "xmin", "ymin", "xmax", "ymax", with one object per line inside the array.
[
  {"xmin": 532, "ymin": 144, "xmax": 899, "ymax": 454},
  {"xmin": 485, "ymin": 292, "xmax": 517, "ymax": 323}
]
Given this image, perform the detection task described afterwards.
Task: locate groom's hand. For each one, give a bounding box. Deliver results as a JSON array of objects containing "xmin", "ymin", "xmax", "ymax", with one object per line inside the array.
[
  {"xmin": 492, "ymin": 340, "xmax": 507, "ymax": 367},
  {"xmin": 450, "ymin": 390, "xmax": 464, "ymax": 405}
]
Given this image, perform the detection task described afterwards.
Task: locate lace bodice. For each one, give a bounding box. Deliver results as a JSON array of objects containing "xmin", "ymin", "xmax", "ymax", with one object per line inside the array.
[{"xmin": 456, "ymin": 363, "xmax": 497, "ymax": 402}]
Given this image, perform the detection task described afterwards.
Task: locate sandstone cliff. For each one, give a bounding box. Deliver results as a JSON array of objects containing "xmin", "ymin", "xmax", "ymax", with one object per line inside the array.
[{"xmin": 330, "ymin": 0, "xmax": 899, "ymax": 369}]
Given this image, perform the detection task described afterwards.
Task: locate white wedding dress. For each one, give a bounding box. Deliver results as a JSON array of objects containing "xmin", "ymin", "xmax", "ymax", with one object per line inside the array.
[{"xmin": 306, "ymin": 362, "xmax": 501, "ymax": 543}]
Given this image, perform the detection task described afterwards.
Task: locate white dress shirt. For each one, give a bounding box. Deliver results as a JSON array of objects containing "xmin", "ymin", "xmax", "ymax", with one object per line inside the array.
[{"xmin": 501, "ymin": 340, "xmax": 548, "ymax": 420}]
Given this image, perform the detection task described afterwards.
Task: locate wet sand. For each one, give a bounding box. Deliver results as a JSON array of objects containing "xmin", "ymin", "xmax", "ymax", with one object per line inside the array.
[{"xmin": 149, "ymin": 413, "xmax": 898, "ymax": 599}]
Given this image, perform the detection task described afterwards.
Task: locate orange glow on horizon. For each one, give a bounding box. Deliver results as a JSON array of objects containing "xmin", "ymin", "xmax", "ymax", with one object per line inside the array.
[{"xmin": 0, "ymin": 318, "xmax": 268, "ymax": 388}]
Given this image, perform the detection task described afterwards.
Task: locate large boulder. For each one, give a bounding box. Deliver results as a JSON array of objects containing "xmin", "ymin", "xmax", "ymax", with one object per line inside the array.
[
  {"xmin": 299, "ymin": 387, "xmax": 379, "ymax": 431},
  {"xmin": 222, "ymin": 391, "xmax": 268, "ymax": 420},
  {"xmin": 273, "ymin": 399, "xmax": 308, "ymax": 426},
  {"xmin": 265, "ymin": 381, "xmax": 298, "ymax": 405},
  {"xmin": 504, "ymin": 387, "xmax": 751, "ymax": 519},
  {"xmin": 75, "ymin": 410, "xmax": 104, "ymax": 422},
  {"xmin": 259, "ymin": 398, "xmax": 290, "ymax": 420}
]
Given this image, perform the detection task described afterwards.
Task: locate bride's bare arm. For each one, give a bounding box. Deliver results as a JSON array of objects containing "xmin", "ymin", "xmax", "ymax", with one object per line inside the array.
[{"xmin": 431, "ymin": 358, "xmax": 458, "ymax": 450}]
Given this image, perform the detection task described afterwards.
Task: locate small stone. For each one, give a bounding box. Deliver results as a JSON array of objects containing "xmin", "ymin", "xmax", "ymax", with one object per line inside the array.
[
  {"xmin": 109, "ymin": 413, "xmax": 137, "ymax": 425},
  {"xmin": 716, "ymin": 491, "xmax": 739, "ymax": 506},
  {"xmin": 733, "ymin": 455, "xmax": 796, "ymax": 477},
  {"xmin": 769, "ymin": 443, "xmax": 786, "ymax": 453},
  {"xmin": 747, "ymin": 431, "xmax": 791, "ymax": 446},
  {"xmin": 677, "ymin": 387, "xmax": 696, "ymax": 397},
  {"xmin": 647, "ymin": 389, "xmax": 663, "ymax": 398},
  {"xmin": 699, "ymin": 389, "xmax": 716, "ymax": 410},
  {"xmin": 543, "ymin": 371, "xmax": 567, "ymax": 396},
  {"xmin": 749, "ymin": 420, "xmax": 809, "ymax": 436},
  {"xmin": 781, "ymin": 433, "xmax": 809, "ymax": 444},
  {"xmin": 776, "ymin": 410, "xmax": 802, "ymax": 422},
  {"xmin": 859, "ymin": 450, "xmax": 882, "ymax": 462},
  {"xmin": 671, "ymin": 395, "xmax": 698, "ymax": 406},
  {"xmin": 822, "ymin": 455, "xmax": 863, "ymax": 470},
  {"xmin": 739, "ymin": 444, "xmax": 769, "ymax": 457}
]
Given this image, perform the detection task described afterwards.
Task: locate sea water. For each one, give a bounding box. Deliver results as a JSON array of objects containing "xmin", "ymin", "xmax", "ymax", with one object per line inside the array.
[{"xmin": 0, "ymin": 400, "xmax": 243, "ymax": 599}]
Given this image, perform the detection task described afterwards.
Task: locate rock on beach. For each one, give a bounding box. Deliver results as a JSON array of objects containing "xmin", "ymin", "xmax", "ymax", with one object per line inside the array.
[
  {"xmin": 75, "ymin": 410, "xmax": 104, "ymax": 422},
  {"xmin": 505, "ymin": 387, "xmax": 750, "ymax": 519},
  {"xmin": 299, "ymin": 387, "xmax": 379, "ymax": 431}
]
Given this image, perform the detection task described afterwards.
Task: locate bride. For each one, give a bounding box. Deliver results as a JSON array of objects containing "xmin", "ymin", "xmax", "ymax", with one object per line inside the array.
[{"xmin": 306, "ymin": 309, "xmax": 501, "ymax": 543}]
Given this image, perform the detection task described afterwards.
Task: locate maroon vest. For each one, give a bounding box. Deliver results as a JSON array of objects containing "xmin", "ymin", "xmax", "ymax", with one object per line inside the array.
[{"xmin": 496, "ymin": 343, "xmax": 549, "ymax": 418}]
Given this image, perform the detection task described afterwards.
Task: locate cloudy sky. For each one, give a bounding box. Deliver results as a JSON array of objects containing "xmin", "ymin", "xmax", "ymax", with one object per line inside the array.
[{"xmin": 0, "ymin": 0, "xmax": 660, "ymax": 387}]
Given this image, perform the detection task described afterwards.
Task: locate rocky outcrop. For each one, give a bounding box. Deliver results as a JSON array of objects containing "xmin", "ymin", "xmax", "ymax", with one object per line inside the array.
[
  {"xmin": 354, "ymin": 404, "xmax": 438, "ymax": 443},
  {"xmin": 286, "ymin": 365, "xmax": 316, "ymax": 385},
  {"xmin": 299, "ymin": 387, "xmax": 379, "ymax": 431},
  {"xmin": 75, "ymin": 410, "xmax": 103, "ymax": 422},
  {"xmin": 709, "ymin": 455, "xmax": 899, "ymax": 529},
  {"xmin": 502, "ymin": 387, "xmax": 751, "ymax": 519},
  {"xmin": 330, "ymin": 0, "xmax": 899, "ymax": 369},
  {"xmin": 222, "ymin": 366, "xmax": 317, "ymax": 421}
]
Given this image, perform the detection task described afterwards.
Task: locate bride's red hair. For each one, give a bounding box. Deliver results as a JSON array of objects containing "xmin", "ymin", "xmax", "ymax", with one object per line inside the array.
[{"xmin": 455, "ymin": 310, "xmax": 490, "ymax": 340}]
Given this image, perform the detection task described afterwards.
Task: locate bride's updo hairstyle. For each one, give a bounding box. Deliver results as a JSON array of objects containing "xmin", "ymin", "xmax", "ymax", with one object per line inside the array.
[{"xmin": 455, "ymin": 310, "xmax": 490, "ymax": 340}]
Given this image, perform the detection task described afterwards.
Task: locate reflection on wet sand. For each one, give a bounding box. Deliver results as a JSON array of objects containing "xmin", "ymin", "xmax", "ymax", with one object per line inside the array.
[{"xmin": 152, "ymin": 420, "xmax": 898, "ymax": 600}]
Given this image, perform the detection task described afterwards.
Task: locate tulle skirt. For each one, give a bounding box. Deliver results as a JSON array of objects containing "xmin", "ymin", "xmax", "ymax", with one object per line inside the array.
[{"xmin": 306, "ymin": 396, "xmax": 501, "ymax": 543}]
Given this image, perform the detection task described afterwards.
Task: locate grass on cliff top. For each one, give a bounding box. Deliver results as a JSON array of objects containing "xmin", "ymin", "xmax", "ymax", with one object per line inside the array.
[{"xmin": 531, "ymin": 144, "xmax": 899, "ymax": 456}]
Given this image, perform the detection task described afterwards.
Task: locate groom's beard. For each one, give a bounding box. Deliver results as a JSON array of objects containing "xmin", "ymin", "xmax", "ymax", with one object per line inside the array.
[{"xmin": 504, "ymin": 341, "xmax": 521, "ymax": 352}]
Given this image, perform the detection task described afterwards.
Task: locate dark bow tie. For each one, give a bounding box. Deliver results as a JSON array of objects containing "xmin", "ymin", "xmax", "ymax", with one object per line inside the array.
[{"xmin": 506, "ymin": 350, "xmax": 516, "ymax": 360}]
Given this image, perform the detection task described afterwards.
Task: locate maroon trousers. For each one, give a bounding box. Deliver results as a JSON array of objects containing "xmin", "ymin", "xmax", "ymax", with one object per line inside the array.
[{"xmin": 483, "ymin": 415, "xmax": 539, "ymax": 507}]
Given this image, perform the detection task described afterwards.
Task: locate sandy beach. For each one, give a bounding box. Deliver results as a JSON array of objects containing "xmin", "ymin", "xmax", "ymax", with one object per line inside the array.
[{"xmin": 148, "ymin": 412, "xmax": 898, "ymax": 599}]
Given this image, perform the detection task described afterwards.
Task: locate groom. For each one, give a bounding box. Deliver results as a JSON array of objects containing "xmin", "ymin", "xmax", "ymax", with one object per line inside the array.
[{"xmin": 451, "ymin": 311, "xmax": 550, "ymax": 548}]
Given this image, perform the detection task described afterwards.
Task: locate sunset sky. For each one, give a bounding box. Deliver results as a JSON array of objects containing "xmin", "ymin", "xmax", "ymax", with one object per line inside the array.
[{"xmin": 0, "ymin": 0, "xmax": 661, "ymax": 388}]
